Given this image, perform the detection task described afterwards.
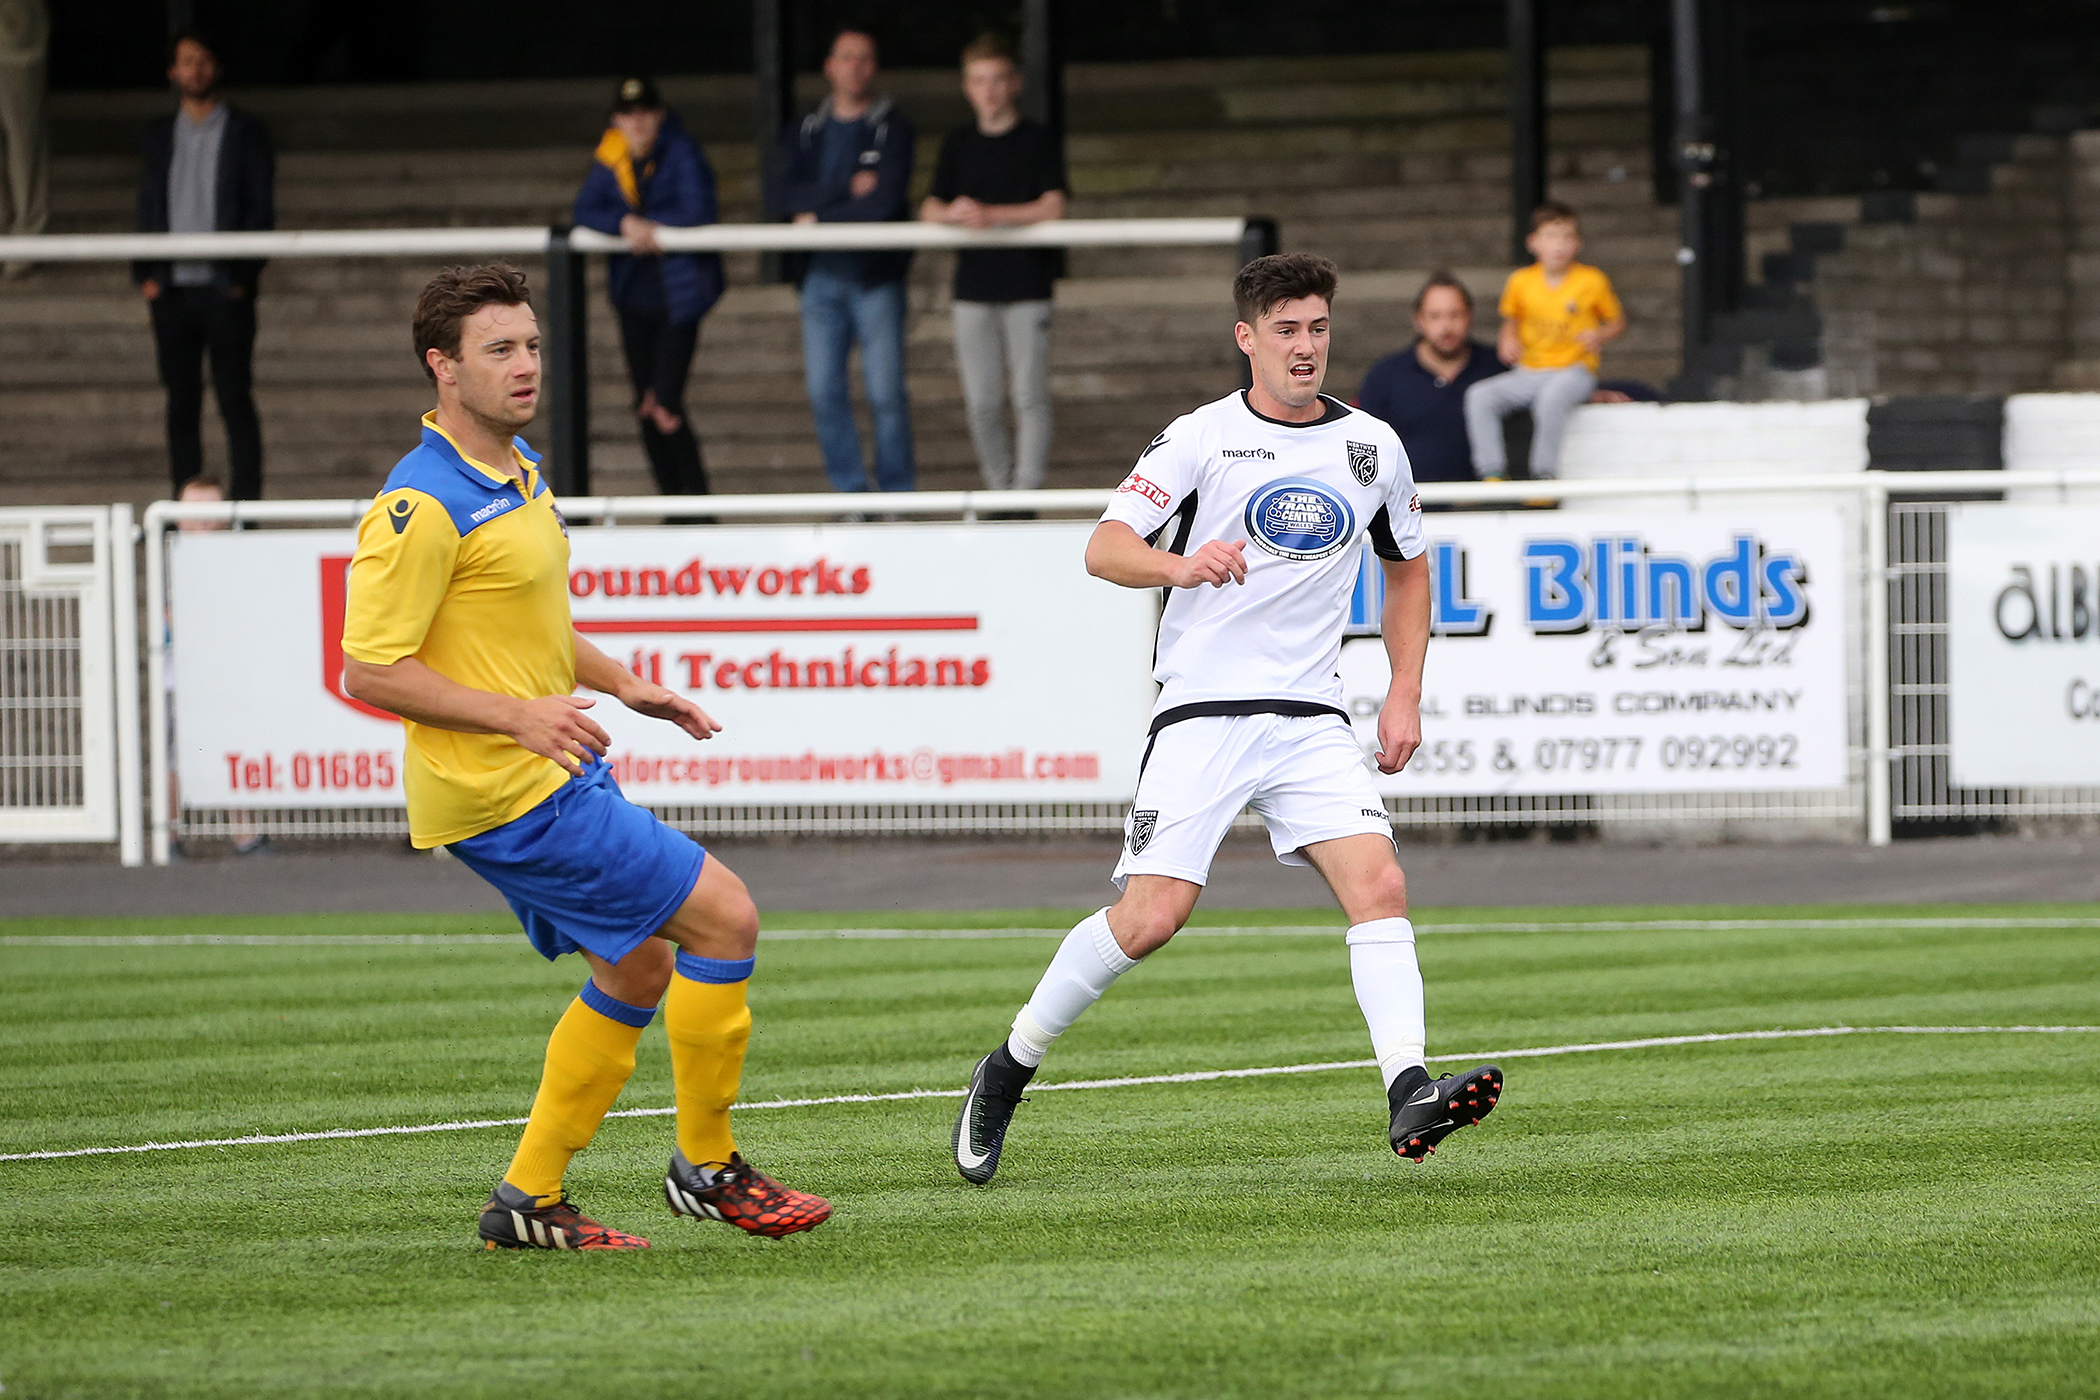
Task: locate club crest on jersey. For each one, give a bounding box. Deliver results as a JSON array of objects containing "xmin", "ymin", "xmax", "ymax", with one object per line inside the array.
[
  {"xmin": 1128, "ymin": 809, "xmax": 1158, "ymax": 854},
  {"xmin": 1244, "ymin": 477, "xmax": 1356, "ymax": 562},
  {"xmin": 1347, "ymin": 440, "xmax": 1379, "ymax": 486}
]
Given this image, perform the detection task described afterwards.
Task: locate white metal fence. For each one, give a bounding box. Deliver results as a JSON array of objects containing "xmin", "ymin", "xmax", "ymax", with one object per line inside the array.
[
  {"xmin": 0, "ymin": 506, "xmax": 140, "ymax": 856},
  {"xmin": 14, "ymin": 469, "xmax": 2100, "ymax": 865},
  {"xmin": 129, "ymin": 472, "xmax": 1898, "ymax": 865},
  {"xmin": 1887, "ymin": 497, "xmax": 2100, "ymax": 822}
]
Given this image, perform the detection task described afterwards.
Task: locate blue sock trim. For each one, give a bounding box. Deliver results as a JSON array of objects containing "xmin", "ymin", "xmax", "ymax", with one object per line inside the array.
[
  {"xmin": 674, "ymin": 951, "xmax": 754, "ymax": 985},
  {"xmin": 579, "ymin": 979, "xmax": 657, "ymax": 1028}
]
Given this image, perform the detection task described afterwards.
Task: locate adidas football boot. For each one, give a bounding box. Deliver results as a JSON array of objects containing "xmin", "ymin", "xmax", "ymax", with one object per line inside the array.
[
  {"xmin": 1388, "ymin": 1063, "xmax": 1503, "ymax": 1162},
  {"xmin": 952, "ymin": 1043, "xmax": 1035, "ymax": 1185},
  {"xmin": 478, "ymin": 1182, "xmax": 650, "ymax": 1250},
  {"xmin": 664, "ymin": 1149, "xmax": 832, "ymax": 1238}
]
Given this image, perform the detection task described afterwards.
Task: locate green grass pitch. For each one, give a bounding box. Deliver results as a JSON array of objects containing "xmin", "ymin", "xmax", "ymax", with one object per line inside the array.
[{"xmin": 3, "ymin": 903, "xmax": 2097, "ymax": 1399}]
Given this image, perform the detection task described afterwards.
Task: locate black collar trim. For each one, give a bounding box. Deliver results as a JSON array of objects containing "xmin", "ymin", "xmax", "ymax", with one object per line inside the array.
[{"xmin": 1240, "ymin": 391, "xmax": 1349, "ymax": 428}]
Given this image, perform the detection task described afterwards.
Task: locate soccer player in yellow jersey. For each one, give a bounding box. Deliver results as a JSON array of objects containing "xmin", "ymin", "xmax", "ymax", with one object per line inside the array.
[
  {"xmin": 340, "ymin": 264, "xmax": 830, "ymax": 1250},
  {"xmin": 1463, "ymin": 200, "xmax": 1626, "ymax": 481}
]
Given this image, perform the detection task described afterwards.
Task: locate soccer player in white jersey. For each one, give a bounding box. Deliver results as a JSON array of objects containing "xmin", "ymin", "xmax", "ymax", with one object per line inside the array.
[{"xmin": 952, "ymin": 253, "xmax": 1503, "ymax": 1183}]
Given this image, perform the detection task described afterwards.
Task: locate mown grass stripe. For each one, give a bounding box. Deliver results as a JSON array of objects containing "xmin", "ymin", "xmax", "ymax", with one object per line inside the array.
[{"xmin": 5, "ymin": 1024, "xmax": 2091, "ymax": 1164}]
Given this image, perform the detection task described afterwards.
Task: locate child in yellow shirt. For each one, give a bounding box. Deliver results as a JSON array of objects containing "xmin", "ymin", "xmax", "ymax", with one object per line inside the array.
[{"xmin": 1463, "ymin": 201, "xmax": 1626, "ymax": 479}]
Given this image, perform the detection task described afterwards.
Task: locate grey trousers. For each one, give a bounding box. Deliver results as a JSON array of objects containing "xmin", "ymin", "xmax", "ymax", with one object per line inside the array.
[
  {"xmin": 0, "ymin": 57, "xmax": 47, "ymax": 238},
  {"xmin": 952, "ymin": 298, "xmax": 1052, "ymax": 491},
  {"xmin": 1463, "ymin": 364, "xmax": 1595, "ymax": 479}
]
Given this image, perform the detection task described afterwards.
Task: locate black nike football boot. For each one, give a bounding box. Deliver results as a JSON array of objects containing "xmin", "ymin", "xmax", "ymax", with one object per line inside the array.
[
  {"xmin": 1388, "ymin": 1063, "xmax": 1503, "ymax": 1162},
  {"xmin": 952, "ymin": 1042, "xmax": 1035, "ymax": 1184}
]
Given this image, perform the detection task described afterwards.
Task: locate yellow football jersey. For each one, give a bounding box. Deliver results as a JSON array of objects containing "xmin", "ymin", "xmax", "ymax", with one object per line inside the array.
[
  {"xmin": 1499, "ymin": 262, "xmax": 1624, "ymax": 372},
  {"xmin": 342, "ymin": 413, "xmax": 574, "ymax": 847}
]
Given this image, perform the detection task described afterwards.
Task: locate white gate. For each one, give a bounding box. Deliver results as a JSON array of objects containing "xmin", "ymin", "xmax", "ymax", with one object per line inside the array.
[{"xmin": 0, "ymin": 506, "xmax": 139, "ymax": 854}]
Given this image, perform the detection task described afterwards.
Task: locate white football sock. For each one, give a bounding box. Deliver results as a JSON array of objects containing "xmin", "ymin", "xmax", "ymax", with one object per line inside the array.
[
  {"xmin": 1346, "ymin": 917, "xmax": 1426, "ymax": 1089},
  {"xmin": 1006, "ymin": 908, "xmax": 1137, "ymax": 1067}
]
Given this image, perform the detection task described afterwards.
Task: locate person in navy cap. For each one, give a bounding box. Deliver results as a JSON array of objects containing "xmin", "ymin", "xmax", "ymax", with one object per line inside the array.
[{"xmin": 574, "ymin": 75, "xmax": 723, "ymax": 500}]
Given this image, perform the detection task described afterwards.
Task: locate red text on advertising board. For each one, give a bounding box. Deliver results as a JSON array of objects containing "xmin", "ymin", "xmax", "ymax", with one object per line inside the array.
[
  {"xmin": 569, "ymin": 555, "xmax": 871, "ymax": 599},
  {"xmin": 667, "ymin": 646, "xmax": 991, "ymax": 691}
]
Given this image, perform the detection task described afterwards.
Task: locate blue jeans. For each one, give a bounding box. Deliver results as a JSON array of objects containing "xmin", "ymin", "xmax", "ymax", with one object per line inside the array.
[{"xmin": 799, "ymin": 267, "xmax": 916, "ymax": 492}]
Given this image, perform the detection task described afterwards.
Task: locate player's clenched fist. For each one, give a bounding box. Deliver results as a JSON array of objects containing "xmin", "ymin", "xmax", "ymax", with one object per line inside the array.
[
  {"xmin": 1374, "ymin": 697, "xmax": 1422, "ymax": 775},
  {"xmin": 509, "ymin": 694, "xmax": 612, "ymax": 775},
  {"xmin": 1172, "ymin": 538, "xmax": 1248, "ymax": 589}
]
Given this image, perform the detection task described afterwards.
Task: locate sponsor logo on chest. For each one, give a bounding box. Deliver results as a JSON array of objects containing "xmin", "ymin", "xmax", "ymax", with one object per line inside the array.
[
  {"xmin": 470, "ymin": 496, "xmax": 515, "ymax": 524},
  {"xmin": 1244, "ymin": 476, "xmax": 1357, "ymax": 562}
]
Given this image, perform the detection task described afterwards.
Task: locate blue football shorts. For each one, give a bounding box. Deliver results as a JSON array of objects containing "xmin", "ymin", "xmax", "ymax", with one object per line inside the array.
[{"xmin": 448, "ymin": 757, "xmax": 706, "ymax": 964}]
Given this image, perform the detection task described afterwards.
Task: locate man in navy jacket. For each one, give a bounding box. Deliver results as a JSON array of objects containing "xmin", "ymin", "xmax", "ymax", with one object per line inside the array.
[
  {"xmin": 574, "ymin": 76, "xmax": 723, "ymax": 499},
  {"xmin": 765, "ymin": 28, "xmax": 916, "ymax": 494},
  {"xmin": 133, "ymin": 32, "xmax": 274, "ymax": 499},
  {"xmin": 1354, "ymin": 273, "xmax": 1503, "ymax": 491}
]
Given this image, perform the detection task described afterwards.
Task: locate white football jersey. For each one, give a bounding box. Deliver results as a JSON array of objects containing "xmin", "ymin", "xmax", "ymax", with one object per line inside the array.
[{"xmin": 1100, "ymin": 391, "xmax": 1426, "ymax": 720}]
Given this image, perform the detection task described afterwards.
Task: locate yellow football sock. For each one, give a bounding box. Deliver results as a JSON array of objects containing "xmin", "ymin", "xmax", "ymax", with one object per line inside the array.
[
  {"xmin": 665, "ymin": 955, "xmax": 753, "ymax": 1166},
  {"xmin": 503, "ymin": 984, "xmax": 652, "ymax": 1204}
]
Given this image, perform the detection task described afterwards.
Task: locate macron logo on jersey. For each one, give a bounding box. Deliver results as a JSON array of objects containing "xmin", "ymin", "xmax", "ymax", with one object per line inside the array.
[
  {"xmin": 470, "ymin": 497, "xmax": 515, "ymax": 524},
  {"xmin": 1116, "ymin": 473, "xmax": 1172, "ymax": 509}
]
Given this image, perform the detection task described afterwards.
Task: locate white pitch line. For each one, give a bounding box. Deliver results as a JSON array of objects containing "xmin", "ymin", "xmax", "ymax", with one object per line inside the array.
[
  {"xmin": 4, "ymin": 1024, "xmax": 2093, "ymax": 1164},
  {"xmin": 9, "ymin": 915, "xmax": 2100, "ymax": 947}
]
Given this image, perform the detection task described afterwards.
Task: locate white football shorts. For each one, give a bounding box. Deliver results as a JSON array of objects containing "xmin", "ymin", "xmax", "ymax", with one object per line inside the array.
[{"xmin": 1112, "ymin": 711, "xmax": 1395, "ymax": 889}]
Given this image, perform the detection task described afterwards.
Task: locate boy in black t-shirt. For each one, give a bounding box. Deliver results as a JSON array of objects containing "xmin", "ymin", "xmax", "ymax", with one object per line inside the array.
[{"xmin": 920, "ymin": 35, "xmax": 1068, "ymax": 491}]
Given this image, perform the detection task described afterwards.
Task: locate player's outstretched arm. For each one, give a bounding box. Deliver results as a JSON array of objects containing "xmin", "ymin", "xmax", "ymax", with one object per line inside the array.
[
  {"xmin": 573, "ymin": 630, "xmax": 723, "ymax": 743},
  {"xmin": 1374, "ymin": 552, "xmax": 1431, "ymax": 774},
  {"xmin": 1084, "ymin": 520, "xmax": 1246, "ymax": 590},
  {"xmin": 342, "ymin": 655, "xmax": 610, "ymax": 776}
]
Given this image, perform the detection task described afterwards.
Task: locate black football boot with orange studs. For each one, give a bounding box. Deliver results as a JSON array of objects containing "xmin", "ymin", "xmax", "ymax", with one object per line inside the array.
[{"xmin": 1388, "ymin": 1064, "xmax": 1503, "ymax": 1162}]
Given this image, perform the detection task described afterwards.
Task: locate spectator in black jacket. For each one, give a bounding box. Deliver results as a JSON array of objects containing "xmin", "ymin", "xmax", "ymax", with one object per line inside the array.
[
  {"xmin": 766, "ymin": 28, "xmax": 916, "ymax": 495},
  {"xmin": 133, "ymin": 33, "xmax": 274, "ymax": 499}
]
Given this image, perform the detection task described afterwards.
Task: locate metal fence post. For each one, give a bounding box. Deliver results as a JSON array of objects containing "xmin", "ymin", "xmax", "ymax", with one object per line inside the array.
[
  {"xmin": 109, "ymin": 503, "xmax": 145, "ymax": 867},
  {"xmin": 543, "ymin": 227, "xmax": 591, "ymax": 497},
  {"xmin": 144, "ymin": 503, "xmax": 172, "ymax": 865},
  {"xmin": 1236, "ymin": 217, "xmax": 1281, "ymax": 391},
  {"xmin": 1237, "ymin": 216, "xmax": 1279, "ymax": 268},
  {"xmin": 1506, "ymin": 0, "xmax": 1547, "ymax": 265},
  {"xmin": 1863, "ymin": 475, "xmax": 1893, "ymax": 846}
]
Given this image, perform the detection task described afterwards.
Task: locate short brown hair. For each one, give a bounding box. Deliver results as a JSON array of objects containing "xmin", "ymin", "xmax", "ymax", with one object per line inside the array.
[
  {"xmin": 1530, "ymin": 200, "xmax": 1579, "ymax": 232},
  {"xmin": 1233, "ymin": 252, "xmax": 1338, "ymax": 326},
  {"xmin": 961, "ymin": 34, "xmax": 1018, "ymax": 69},
  {"xmin": 412, "ymin": 264, "xmax": 532, "ymax": 380},
  {"xmin": 1413, "ymin": 270, "xmax": 1474, "ymax": 313}
]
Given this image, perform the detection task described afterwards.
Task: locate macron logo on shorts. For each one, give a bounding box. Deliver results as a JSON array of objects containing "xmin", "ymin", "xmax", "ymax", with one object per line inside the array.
[{"xmin": 1116, "ymin": 474, "xmax": 1172, "ymax": 509}]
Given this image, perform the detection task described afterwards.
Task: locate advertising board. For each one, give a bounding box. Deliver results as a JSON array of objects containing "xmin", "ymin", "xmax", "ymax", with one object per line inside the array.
[
  {"xmin": 1338, "ymin": 508, "xmax": 1852, "ymax": 795},
  {"xmin": 1947, "ymin": 504, "xmax": 2100, "ymax": 788},
  {"xmin": 169, "ymin": 522, "xmax": 1159, "ymax": 809}
]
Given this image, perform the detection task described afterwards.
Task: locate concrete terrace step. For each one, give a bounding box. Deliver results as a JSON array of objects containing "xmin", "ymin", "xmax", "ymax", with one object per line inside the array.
[
  {"xmin": 6, "ymin": 46, "xmax": 1690, "ymax": 508},
  {"xmin": 46, "ymin": 46, "xmax": 1649, "ymax": 152}
]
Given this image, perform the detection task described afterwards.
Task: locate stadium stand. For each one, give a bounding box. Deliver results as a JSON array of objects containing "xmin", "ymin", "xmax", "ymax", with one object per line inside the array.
[{"xmin": 2, "ymin": 46, "xmax": 1720, "ymax": 509}]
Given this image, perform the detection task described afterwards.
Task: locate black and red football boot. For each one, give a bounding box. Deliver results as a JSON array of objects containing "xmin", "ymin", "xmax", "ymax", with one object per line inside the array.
[
  {"xmin": 477, "ymin": 1182, "xmax": 650, "ymax": 1250},
  {"xmin": 664, "ymin": 1150, "xmax": 832, "ymax": 1238}
]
